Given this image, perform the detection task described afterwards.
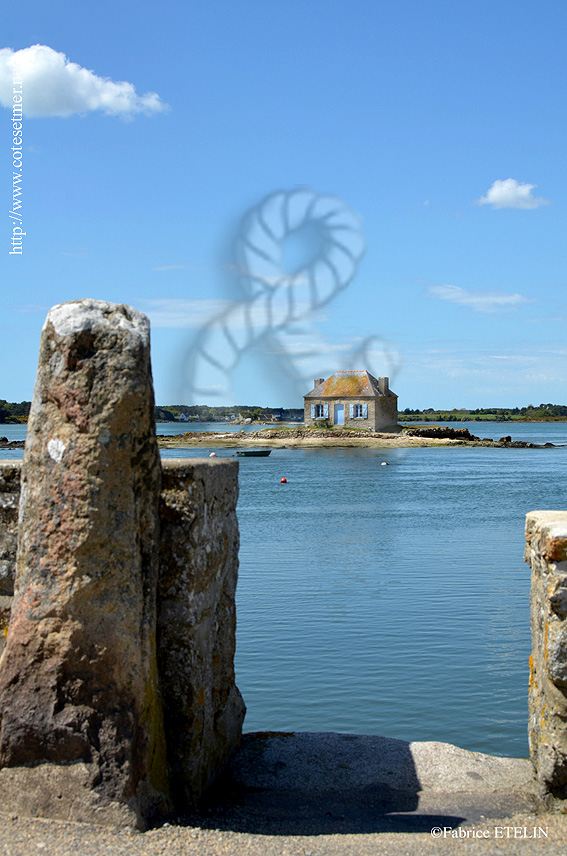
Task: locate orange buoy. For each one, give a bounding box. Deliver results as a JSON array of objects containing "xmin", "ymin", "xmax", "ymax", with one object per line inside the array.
[{"xmin": 280, "ymin": 477, "xmax": 287, "ymax": 483}]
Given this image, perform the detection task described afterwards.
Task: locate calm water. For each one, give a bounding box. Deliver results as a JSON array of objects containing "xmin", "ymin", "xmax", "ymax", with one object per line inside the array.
[
  {"xmin": 4, "ymin": 421, "xmax": 567, "ymax": 756},
  {"xmin": 233, "ymin": 441, "xmax": 567, "ymax": 758}
]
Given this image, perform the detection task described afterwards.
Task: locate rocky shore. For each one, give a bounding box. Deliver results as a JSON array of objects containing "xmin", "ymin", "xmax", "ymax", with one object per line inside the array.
[
  {"xmin": 156, "ymin": 426, "xmax": 561, "ymax": 451},
  {"xmin": 3, "ymin": 427, "xmax": 561, "ymax": 454},
  {"xmin": 0, "ymin": 438, "xmax": 24, "ymax": 449}
]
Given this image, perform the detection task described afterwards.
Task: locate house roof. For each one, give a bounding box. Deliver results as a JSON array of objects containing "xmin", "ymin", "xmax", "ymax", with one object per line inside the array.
[{"xmin": 304, "ymin": 370, "xmax": 394, "ymax": 399}]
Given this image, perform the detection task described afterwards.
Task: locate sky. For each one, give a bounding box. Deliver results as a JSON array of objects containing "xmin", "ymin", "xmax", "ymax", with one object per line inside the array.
[{"xmin": 1, "ymin": 0, "xmax": 566, "ymax": 410}]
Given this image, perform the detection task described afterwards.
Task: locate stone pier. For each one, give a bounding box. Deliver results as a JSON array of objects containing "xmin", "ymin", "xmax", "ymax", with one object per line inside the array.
[
  {"xmin": 0, "ymin": 462, "xmax": 19, "ymax": 641},
  {"xmin": 525, "ymin": 510, "xmax": 567, "ymax": 801},
  {"xmin": 158, "ymin": 459, "xmax": 245, "ymax": 810},
  {"xmin": 0, "ymin": 300, "xmax": 244, "ymax": 828}
]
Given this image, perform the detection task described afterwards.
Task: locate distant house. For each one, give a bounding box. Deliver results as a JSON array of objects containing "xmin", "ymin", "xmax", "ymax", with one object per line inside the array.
[
  {"xmin": 273, "ymin": 408, "xmax": 304, "ymax": 422},
  {"xmin": 303, "ymin": 370, "xmax": 398, "ymax": 431}
]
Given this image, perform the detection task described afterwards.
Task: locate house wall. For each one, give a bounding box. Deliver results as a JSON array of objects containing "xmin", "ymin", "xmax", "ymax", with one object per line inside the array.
[
  {"xmin": 374, "ymin": 395, "xmax": 399, "ymax": 430},
  {"xmin": 304, "ymin": 395, "xmax": 398, "ymax": 431}
]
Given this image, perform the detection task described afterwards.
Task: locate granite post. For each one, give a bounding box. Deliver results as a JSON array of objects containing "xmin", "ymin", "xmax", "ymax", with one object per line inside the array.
[
  {"xmin": 0, "ymin": 300, "xmax": 168, "ymax": 827},
  {"xmin": 525, "ymin": 510, "xmax": 567, "ymax": 801}
]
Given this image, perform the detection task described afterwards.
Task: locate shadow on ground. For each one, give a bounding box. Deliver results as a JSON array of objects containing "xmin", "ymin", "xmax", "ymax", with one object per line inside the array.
[{"xmin": 176, "ymin": 731, "xmax": 539, "ymax": 836}]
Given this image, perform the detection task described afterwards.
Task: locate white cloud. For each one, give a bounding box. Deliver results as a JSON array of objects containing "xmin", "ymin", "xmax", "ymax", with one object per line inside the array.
[
  {"xmin": 142, "ymin": 296, "xmax": 318, "ymax": 330},
  {"xmin": 142, "ymin": 299, "xmax": 231, "ymax": 328},
  {"xmin": 14, "ymin": 302, "xmax": 49, "ymax": 313},
  {"xmin": 405, "ymin": 346, "xmax": 567, "ymax": 384},
  {"xmin": 427, "ymin": 284, "xmax": 532, "ymax": 313},
  {"xmin": 0, "ymin": 44, "xmax": 168, "ymax": 118},
  {"xmin": 488, "ymin": 354, "xmax": 537, "ymax": 362},
  {"xmin": 476, "ymin": 178, "xmax": 549, "ymax": 210}
]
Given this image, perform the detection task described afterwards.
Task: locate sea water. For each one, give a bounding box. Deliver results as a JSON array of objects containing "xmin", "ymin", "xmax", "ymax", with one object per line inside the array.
[{"xmin": 4, "ymin": 421, "xmax": 567, "ymax": 756}]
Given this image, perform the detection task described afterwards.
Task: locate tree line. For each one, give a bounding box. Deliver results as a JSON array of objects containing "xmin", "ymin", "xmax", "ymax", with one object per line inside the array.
[
  {"xmin": 401, "ymin": 404, "xmax": 567, "ymax": 422},
  {"xmin": 0, "ymin": 400, "xmax": 31, "ymax": 423},
  {"xmin": 1, "ymin": 400, "xmax": 299, "ymax": 424},
  {"xmin": 2, "ymin": 399, "xmax": 567, "ymax": 424},
  {"xmin": 155, "ymin": 405, "xmax": 303, "ymax": 422}
]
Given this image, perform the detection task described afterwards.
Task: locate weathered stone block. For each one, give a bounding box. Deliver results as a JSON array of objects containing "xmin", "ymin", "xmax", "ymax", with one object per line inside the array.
[
  {"xmin": 0, "ymin": 300, "xmax": 168, "ymax": 828},
  {"xmin": 0, "ymin": 457, "xmax": 247, "ymax": 811},
  {"xmin": 0, "ymin": 461, "xmax": 20, "ymax": 597},
  {"xmin": 158, "ymin": 458, "xmax": 245, "ymax": 809},
  {"xmin": 525, "ymin": 510, "xmax": 567, "ymax": 799}
]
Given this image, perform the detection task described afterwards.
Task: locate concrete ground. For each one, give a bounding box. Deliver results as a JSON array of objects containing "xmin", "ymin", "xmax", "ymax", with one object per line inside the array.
[
  {"xmin": 198, "ymin": 732, "xmax": 543, "ymax": 831},
  {"xmin": 1, "ymin": 732, "xmax": 565, "ymax": 855}
]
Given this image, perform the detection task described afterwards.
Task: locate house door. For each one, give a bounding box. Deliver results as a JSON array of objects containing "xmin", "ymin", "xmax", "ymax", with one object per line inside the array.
[{"xmin": 334, "ymin": 404, "xmax": 344, "ymax": 425}]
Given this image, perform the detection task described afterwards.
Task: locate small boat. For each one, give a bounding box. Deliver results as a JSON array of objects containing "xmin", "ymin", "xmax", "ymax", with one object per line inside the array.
[{"xmin": 236, "ymin": 449, "xmax": 272, "ymax": 457}]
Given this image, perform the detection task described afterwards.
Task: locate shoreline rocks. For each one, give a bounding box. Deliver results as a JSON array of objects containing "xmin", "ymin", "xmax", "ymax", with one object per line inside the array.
[{"xmin": 153, "ymin": 426, "xmax": 562, "ymax": 450}]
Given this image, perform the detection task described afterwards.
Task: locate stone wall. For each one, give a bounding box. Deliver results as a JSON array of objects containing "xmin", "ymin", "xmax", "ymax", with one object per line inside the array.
[
  {"xmin": 303, "ymin": 395, "xmax": 399, "ymax": 431},
  {"xmin": 0, "ymin": 461, "xmax": 19, "ymax": 595},
  {"xmin": 0, "ymin": 456, "xmax": 244, "ymax": 820},
  {"xmin": 525, "ymin": 510, "xmax": 567, "ymax": 800},
  {"xmin": 158, "ymin": 459, "xmax": 245, "ymax": 811},
  {"xmin": 0, "ymin": 462, "xmax": 19, "ymax": 647}
]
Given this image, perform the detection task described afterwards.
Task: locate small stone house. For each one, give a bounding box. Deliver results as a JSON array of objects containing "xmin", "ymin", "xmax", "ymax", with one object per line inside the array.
[{"xmin": 303, "ymin": 370, "xmax": 398, "ymax": 431}]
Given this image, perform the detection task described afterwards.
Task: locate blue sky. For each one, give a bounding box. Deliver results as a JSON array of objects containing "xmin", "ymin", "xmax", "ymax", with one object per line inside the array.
[{"xmin": 2, "ymin": 0, "xmax": 566, "ymax": 409}]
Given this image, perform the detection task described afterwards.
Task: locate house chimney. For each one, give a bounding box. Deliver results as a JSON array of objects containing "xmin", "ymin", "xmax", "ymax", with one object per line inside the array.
[
  {"xmin": 378, "ymin": 376, "xmax": 389, "ymax": 394},
  {"xmin": 314, "ymin": 377, "xmax": 325, "ymax": 388}
]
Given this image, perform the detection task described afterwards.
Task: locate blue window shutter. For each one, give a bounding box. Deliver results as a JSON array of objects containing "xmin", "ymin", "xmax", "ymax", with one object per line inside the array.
[
  {"xmin": 324, "ymin": 403, "xmax": 329, "ymax": 418},
  {"xmin": 363, "ymin": 403, "xmax": 368, "ymax": 418},
  {"xmin": 349, "ymin": 403, "xmax": 354, "ymax": 418},
  {"xmin": 311, "ymin": 404, "xmax": 315, "ymax": 418}
]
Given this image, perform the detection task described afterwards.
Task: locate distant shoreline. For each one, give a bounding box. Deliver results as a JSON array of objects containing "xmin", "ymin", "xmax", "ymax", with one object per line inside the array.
[
  {"xmin": 157, "ymin": 432, "xmax": 453, "ymax": 450},
  {"xmin": 157, "ymin": 427, "xmax": 563, "ymax": 451},
  {"xmin": 3, "ymin": 422, "xmax": 564, "ymax": 452},
  {"xmin": 3, "ymin": 415, "xmax": 567, "ymax": 426}
]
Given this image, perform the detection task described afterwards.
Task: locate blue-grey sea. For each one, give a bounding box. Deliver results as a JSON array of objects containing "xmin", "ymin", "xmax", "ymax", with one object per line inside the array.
[{"xmin": 3, "ymin": 420, "xmax": 567, "ymax": 757}]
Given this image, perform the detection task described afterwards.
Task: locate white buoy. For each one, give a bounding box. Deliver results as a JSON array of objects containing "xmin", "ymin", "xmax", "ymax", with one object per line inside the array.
[
  {"xmin": 209, "ymin": 452, "xmax": 217, "ymax": 457},
  {"xmin": 381, "ymin": 462, "xmax": 388, "ymax": 466}
]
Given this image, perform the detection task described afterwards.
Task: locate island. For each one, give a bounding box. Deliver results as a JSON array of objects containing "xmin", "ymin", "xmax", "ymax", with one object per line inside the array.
[{"xmin": 156, "ymin": 426, "xmax": 560, "ymax": 450}]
